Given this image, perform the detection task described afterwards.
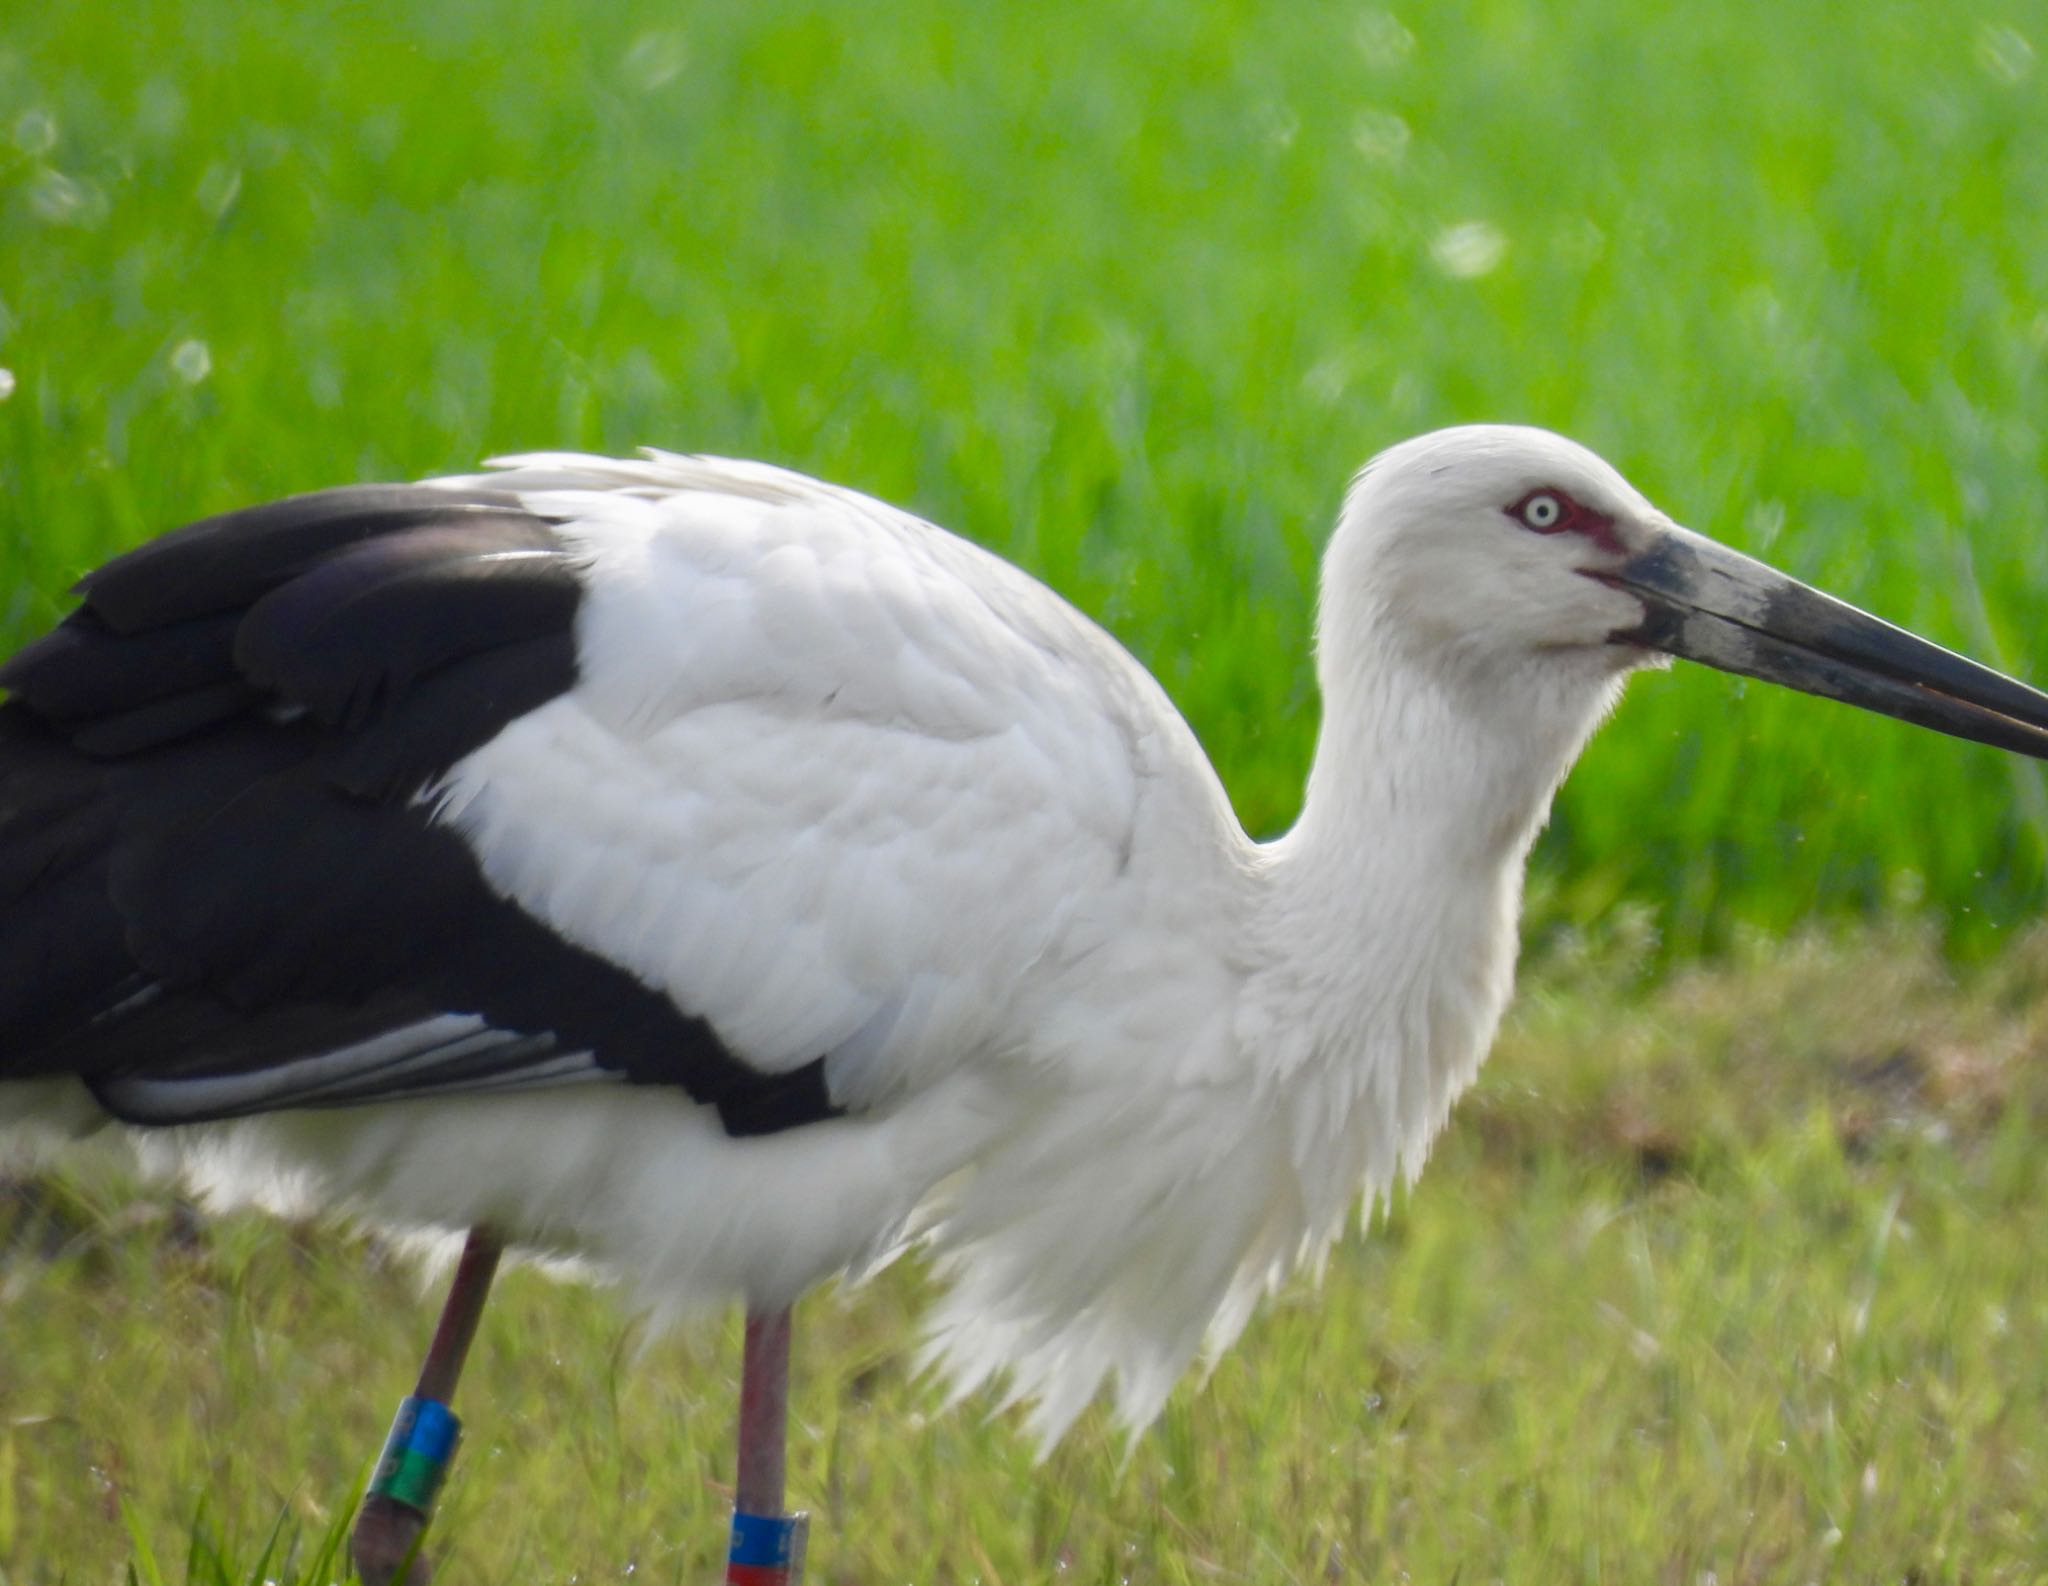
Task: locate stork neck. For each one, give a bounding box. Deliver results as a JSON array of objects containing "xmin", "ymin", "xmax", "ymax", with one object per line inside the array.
[
  {"xmin": 1280, "ymin": 636, "xmax": 1613, "ymax": 895},
  {"xmin": 1229, "ymin": 634, "xmax": 1624, "ymax": 1226}
]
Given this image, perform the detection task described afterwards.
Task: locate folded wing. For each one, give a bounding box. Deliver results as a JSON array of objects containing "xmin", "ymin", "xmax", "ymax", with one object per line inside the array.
[
  {"xmin": 0, "ymin": 484, "xmax": 833, "ymax": 1135},
  {"xmin": 1, "ymin": 458, "xmax": 1171, "ymax": 1139}
]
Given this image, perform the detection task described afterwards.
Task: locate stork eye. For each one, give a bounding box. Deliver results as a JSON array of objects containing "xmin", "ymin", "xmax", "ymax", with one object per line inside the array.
[{"xmin": 1517, "ymin": 492, "xmax": 1568, "ymax": 532}]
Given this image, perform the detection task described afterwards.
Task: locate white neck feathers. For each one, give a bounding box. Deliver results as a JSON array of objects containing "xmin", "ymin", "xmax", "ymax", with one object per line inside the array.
[{"xmin": 1244, "ymin": 560, "xmax": 1628, "ymax": 1224}]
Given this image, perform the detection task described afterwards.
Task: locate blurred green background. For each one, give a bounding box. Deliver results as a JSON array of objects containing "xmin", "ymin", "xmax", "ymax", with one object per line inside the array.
[
  {"xmin": 4, "ymin": 0, "xmax": 2046, "ymax": 953},
  {"xmin": 7, "ymin": 2, "xmax": 2048, "ymax": 1581}
]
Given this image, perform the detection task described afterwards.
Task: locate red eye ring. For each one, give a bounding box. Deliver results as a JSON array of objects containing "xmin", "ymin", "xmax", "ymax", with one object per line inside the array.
[{"xmin": 1504, "ymin": 487, "xmax": 1625, "ymax": 555}]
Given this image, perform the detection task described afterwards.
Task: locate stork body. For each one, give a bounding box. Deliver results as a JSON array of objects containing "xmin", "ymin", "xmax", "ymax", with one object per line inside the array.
[{"xmin": 6, "ymin": 426, "xmax": 2048, "ymax": 1559}]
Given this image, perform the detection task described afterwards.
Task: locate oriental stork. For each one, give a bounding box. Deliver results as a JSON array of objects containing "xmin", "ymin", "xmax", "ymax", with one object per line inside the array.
[{"xmin": 4, "ymin": 425, "xmax": 2046, "ymax": 1581}]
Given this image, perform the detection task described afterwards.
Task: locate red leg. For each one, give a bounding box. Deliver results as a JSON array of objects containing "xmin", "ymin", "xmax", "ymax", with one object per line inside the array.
[
  {"xmin": 727, "ymin": 1307, "xmax": 808, "ymax": 1585},
  {"xmin": 352, "ymin": 1227, "xmax": 503, "ymax": 1586},
  {"xmin": 735, "ymin": 1309, "xmax": 792, "ymax": 1515}
]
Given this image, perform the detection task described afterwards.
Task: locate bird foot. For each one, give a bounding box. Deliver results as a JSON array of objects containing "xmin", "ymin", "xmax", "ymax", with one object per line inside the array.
[{"xmin": 350, "ymin": 1493, "xmax": 434, "ymax": 1586}]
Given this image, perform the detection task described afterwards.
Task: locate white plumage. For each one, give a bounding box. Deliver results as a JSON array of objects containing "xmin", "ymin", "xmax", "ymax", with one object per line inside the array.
[{"xmin": 9, "ymin": 424, "xmax": 2047, "ymax": 1453}]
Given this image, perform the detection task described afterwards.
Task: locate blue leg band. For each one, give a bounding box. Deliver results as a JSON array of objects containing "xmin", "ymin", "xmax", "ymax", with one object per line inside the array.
[
  {"xmin": 727, "ymin": 1509, "xmax": 809, "ymax": 1583},
  {"xmin": 367, "ymin": 1395, "xmax": 462, "ymax": 1514}
]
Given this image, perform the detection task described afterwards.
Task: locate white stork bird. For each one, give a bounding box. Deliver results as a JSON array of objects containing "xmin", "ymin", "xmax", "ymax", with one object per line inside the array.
[{"xmin": 5, "ymin": 425, "xmax": 2047, "ymax": 1580}]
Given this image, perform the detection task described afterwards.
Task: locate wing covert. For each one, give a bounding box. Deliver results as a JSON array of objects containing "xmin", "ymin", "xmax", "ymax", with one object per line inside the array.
[{"xmin": 423, "ymin": 455, "xmax": 1195, "ymax": 1109}]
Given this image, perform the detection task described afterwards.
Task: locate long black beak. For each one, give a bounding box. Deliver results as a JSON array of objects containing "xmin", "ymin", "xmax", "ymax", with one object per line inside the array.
[{"xmin": 1601, "ymin": 526, "xmax": 2048, "ymax": 760}]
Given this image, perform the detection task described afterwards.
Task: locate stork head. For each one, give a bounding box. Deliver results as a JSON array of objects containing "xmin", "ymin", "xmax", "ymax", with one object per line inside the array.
[{"xmin": 1326, "ymin": 424, "xmax": 2048, "ymax": 760}]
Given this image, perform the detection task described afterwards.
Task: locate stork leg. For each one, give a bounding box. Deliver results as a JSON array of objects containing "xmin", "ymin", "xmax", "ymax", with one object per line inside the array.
[
  {"xmin": 725, "ymin": 1307, "xmax": 809, "ymax": 1585},
  {"xmin": 351, "ymin": 1226, "xmax": 504, "ymax": 1586}
]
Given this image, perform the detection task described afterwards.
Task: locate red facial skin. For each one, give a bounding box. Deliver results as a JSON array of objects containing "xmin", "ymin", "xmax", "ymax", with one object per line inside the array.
[{"xmin": 1504, "ymin": 488, "xmax": 1624, "ymax": 557}]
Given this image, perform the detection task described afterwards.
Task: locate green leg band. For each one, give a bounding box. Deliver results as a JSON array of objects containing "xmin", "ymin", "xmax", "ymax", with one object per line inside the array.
[{"xmin": 368, "ymin": 1396, "xmax": 462, "ymax": 1515}]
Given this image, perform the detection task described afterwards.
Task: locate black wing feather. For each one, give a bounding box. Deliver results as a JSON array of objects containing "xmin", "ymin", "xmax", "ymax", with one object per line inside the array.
[
  {"xmin": 0, "ymin": 481, "xmax": 839, "ymax": 1138},
  {"xmin": 73, "ymin": 485, "xmax": 527, "ymax": 631},
  {"xmin": 328, "ymin": 632, "xmax": 580, "ymax": 801},
  {"xmin": 234, "ymin": 520, "xmax": 579, "ymax": 727},
  {"xmin": 0, "ymin": 609, "xmax": 242, "ymax": 720}
]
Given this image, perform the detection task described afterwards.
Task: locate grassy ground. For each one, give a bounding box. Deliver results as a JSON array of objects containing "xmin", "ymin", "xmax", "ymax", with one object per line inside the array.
[
  {"xmin": 7, "ymin": 0, "xmax": 2048, "ymax": 1580},
  {"xmin": 8, "ymin": 926, "xmax": 2048, "ymax": 1583}
]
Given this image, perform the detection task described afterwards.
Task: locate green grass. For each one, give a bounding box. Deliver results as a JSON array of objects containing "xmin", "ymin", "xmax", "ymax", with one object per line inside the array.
[
  {"xmin": 2, "ymin": 0, "xmax": 2047, "ymax": 948},
  {"xmin": 9, "ymin": 925, "xmax": 2048, "ymax": 1582},
  {"xmin": 7, "ymin": 0, "xmax": 2048, "ymax": 1579}
]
